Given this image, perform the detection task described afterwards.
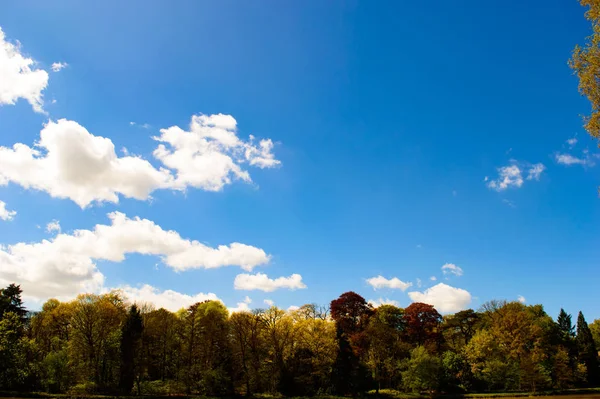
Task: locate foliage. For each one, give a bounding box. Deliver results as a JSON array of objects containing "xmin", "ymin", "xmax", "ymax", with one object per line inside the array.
[
  {"xmin": 570, "ymin": 0, "xmax": 600, "ymax": 143},
  {"xmin": 400, "ymin": 346, "xmax": 441, "ymax": 393},
  {"xmin": 576, "ymin": 312, "xmax": 600, "ymax": 386},
  {"xmin": 1, "ymin": 283, "xmax": 600, "ymax": 395}
]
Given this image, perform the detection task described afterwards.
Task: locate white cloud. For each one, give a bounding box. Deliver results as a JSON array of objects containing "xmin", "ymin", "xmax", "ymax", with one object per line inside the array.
[
  {"xmin": 0, "ymin": 27, "xmax": 49, "ymax": 112},
  {"xmin": 0, "ymin": 201, "xmax": 16, "ymax": 221},
  {"xmin": 264, "ymin": 299, "xmax": 274, "ymax": 307},
  {"xmin": 567, "ymin": 137, "xmax": 578, "ymax": 148},
  {"xmin": 487, "ymin": 161, "xmax": 546, "ymax": 191},
  {"xmin": 366, "ymin": 275, "xmax": 412, "ymax": 291},
  {"xmin": 518, "ymin": 295, "xmax": 526, "ymax": 304},
  {"xmin": 555, "ymin": 153, "xmax": 594, "ymax": 167},
  {"xmin": 416, "ymin": 278, "xmax": 422, "ymax": 288},
  {"xmin": 368, "ymin": 298, "xmax": 399, "ymax": 308},
  {"xmin": 0, "ymin": 212, "xmax": 270, "ymax": 302},
  {"xmin": 0, "ymin": 119, "xmax": 174, "ymax": 208},
  {"xmin": 234, "ymin": 272, "xmax": 306, "ymax": 292},
  {"xmin": 441, "ymin": 263, "xmax": 463, "ymax": 277},
  {"xmin": 430, "ymin": 276, "xmax": 437, "ymax": 281},
  {"xmin": 51, "ymin": 62, "xmax": 68, "ymax": 72},
  {"xmin": 408, "ymin": 283, "xmax": 472, "ymax": 314},
  {"xmin": 153, "ymin": 113, "xmax": 280, "ymax": 192},
  {"xmin": 0, "ymin": 114, "xmax": 281, "ymax": 208},
  {"xmin": 229, "ymin": 296, "xmax": 253, "ymax": 313},
  {"xmin": 119, "ymin": 284, "xmax": 220, "ymax": 312},
  {"xmin": 487, "ymin": 164, "xmax": 523, "ymax": 191},
  {"xmin": 46, "ymin": 220, "xmax": 61, "ymax": 233},
  {"xmin": 526, "ymin": 163, "xmax": 545, "ymax": 180}
]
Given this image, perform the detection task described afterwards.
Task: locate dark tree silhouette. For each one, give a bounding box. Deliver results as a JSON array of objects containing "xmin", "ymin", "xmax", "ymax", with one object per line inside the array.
[
  {"xmin": 576, "ymin": 311, "xmax": 599, "ymax": 386},
  {"xmin": 119, "ymin": 304, "xmax": 144, "ymax": 394}
]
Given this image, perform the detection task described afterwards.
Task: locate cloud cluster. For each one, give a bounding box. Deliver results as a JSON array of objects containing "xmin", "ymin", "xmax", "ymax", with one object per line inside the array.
[
  {"xmin": 408, "ymin": 283, "xmax": 471, "ymax": 313},
  {"xmin": 0, "ymin": 27, "xmax": 49, "ymax": 112},
  {"xmin": 234, "ymin": 273, "xmax": 306, "ymax": 292},
  {"xmin": 0, "ymin": 212, "xmax": 270, "ymax": 301},
  {"xmin": 0, "ymin": 115, "xmax": 280, "ymax": 207},
  {"xmin": 153, "ymin": 113, "xmax": 280, "ymax": 192},
  {"xmin": 486, "ymin": 162, "xmax": 545, "ymax": 191},
  {"xmin": 366, "ymin": 275, "xmax": 412, "ymax": 291},
  {"xmin": 0, "ymin": 201, "xmax": 16, "ymax": 221}
]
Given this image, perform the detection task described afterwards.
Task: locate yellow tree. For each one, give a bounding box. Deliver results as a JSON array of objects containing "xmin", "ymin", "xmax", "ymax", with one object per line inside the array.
[
  {"xmin": 571, "ymin": 0, "xmax": 600, "ymax": 144},
  {"xmin": 69, "ymin": 292, "xmax": 126, "ymax": 390}
]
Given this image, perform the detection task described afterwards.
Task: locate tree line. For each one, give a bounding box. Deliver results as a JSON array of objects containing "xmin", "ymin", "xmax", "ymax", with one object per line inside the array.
[{"xmin": 1, "ymin": 284, "xmax": 599, "ymax": 396}]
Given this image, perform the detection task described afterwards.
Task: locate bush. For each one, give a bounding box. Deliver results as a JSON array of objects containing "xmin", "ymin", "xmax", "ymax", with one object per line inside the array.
[{"xmin": 69, "ymin": 381, "xmax": 97, "ymax": 395}]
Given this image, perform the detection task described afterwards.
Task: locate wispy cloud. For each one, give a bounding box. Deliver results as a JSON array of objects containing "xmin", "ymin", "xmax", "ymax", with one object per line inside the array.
[
  {"xmin": 555, "ymin": 153, "xmax": 595, "ymax": 167},
  {"xmin": 441, "ymin": 263, "xmax": 463, "ymax": 277}
]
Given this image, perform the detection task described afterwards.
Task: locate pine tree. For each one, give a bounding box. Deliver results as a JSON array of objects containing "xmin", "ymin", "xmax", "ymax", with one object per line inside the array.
[
  {"xmin": 557, "ymin": 309, "xmax": 575, "ymax": 341},
  {"xmin": 119, "ymin": 305, "xmax": 144, "ymax": 394},
  {"xmin": 0, "ymin": 284, "xmax": 27, "ymax": 323},
  {"xmin": 576, "ymin": 311, "xmax": 599, "ymax": 386}
]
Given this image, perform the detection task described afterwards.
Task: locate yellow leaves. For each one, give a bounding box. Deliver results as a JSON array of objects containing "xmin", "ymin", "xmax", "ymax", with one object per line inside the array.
[{"xmin": 571, "ymin": 0, "xmax": 600, "ymax": 141}]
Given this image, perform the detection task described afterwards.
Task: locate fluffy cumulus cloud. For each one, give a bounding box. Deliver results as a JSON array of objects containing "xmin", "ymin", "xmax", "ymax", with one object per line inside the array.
[
  {"xmin": 0, "ymin": 200, "xmax": 16, "ymax": 221},
  {"xmin": 119, "ymin": 284, "xmax": 220, "ymax": 312},
  {"xmin": 368, "ymin": 298, "xmax": 399, "ymax": 308},
  {"xmin": 0, "ymin": 212, "xmax": 270, "ymax": 301},
  {"xmin": 0, "ymin": 119, "xmax": 174, "ymax": 208},
  {"xmin": 518, "ymin": 295, "xmax": 526, "ymax": 303},
  {"xmin": 153, "ymin": 113, "xmax": 280, "ymax": 192},
  {"xmin": 51, "ymin": 62, "xmax": 68, "ymax": 72},
  {"xmin": 441, "ymin": 263, "xmax": 463, "ymax": 277},
  {"xmin": 0, "ymin": 27, "xmax": 49, "ymax": 112},
  {"xmin": 234, "ymin": 273, "xmax": 306, "ymax": 292},
  {"xmin": 264, "ymin": 299, "xmax": 274, "ymax": 307},
  {"xmin": 229, "ymin": 296, "xmax": 253, "ymax": 313},
  {"xmin": 486, "ymin": 161, "xmax": 545, "ymax": 191},
  {"xmin": 0, "ymin": 115, "xmax": 281, "ymax": 207},
  {"xmin": 408, "ymin": 283, "xmax": 472, "ymax": 313},
  {"xmin": 367, "ymin": 275, "xmax": 412, "ymax": 291}
]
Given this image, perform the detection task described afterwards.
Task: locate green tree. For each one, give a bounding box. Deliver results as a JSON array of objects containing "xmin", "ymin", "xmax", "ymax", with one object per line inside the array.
[
  {"xmin": 589, "ymin": 319, "xmax": 600, "ymax": 350},
  {"xmin": 366, "ymin": 304, "xmax": 407, "ymax": 391},
  {"xmin": 0, "ymin": 312, "xmax": 28, "ymax": 389},
  {"xmin": 401, "ymin": 346, "xmax": 441, "ymax": 393},
  {"xmin": 119, "ymin": 305, "xmax": 144, "ymax": 394},
  {"xmin": 0, "ymin": 284, "xmax": 27, "ymax": 323},
  {"xmin": 576, "ymin": 311, "xmax": 599, "ymax": 386}
]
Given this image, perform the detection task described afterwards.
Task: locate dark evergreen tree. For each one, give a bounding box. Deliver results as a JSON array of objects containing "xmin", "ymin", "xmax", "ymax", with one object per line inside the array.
[
  {"xmin": 0, "ymin": 284, "xmax": 27, "ymax": 323},
  {"xmin": 119, "ymin": 305, "xmax": 143, "ymax": 394},
  {"xmin": 557, "ymin": 308, "xmax": 575, "ymax": 341},
  {"xmin": 576, "ymin": 311, "xmax": 599, "ymax": 386}
]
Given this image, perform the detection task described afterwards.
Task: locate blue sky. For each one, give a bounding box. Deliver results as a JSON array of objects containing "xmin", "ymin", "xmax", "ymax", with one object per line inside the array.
[{"xmin": 0, "ymin": 1, "xmax": 598, "ymax": 319}]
